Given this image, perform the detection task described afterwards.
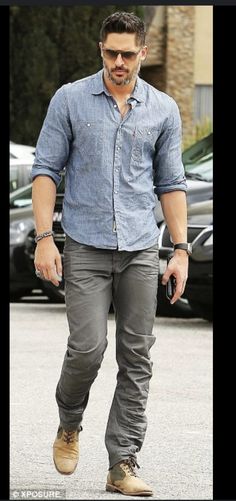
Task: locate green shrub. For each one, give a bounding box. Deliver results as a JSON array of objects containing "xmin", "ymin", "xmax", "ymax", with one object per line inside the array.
[{"xmin": 182, "ymin": 117, "xmax": 213, "ymax": 151}]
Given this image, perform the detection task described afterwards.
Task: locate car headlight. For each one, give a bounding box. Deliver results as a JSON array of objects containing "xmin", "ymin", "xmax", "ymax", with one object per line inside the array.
[{"xmin": 10, "ymin": 219, "xmax": 35, "ymax": 245}]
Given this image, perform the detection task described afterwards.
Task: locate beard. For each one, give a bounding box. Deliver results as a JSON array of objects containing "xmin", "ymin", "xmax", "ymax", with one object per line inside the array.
[{"xmin": 103, "ymin": 59, "xmax": 141, "ymax": 86}]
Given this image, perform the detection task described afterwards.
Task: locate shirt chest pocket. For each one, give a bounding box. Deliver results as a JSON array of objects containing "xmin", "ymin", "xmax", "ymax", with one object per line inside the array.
[
  {"xmin": 131, "ymin": 126, "xmax": 160, "ymax": 164},
  {"xmin": 75, "ymin": 121, "xmax": 104, "ymax": 162}
]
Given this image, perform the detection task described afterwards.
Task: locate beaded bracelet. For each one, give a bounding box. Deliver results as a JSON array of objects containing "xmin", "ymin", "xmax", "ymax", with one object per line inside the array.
[{"xmin": 35, "ymin": 230, "xmax": 54, "ymax": 243}]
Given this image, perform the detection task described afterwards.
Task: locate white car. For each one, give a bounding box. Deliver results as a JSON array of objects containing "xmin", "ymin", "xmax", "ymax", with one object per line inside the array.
[
  {"xmin": 10, "ymin": 158, "xmax": 33, "ymax": 192},
  {"xmin": 10, "ymin": 141, "xmax": 35, "ymax": 192},
  {"xmin": 10, "ymin": 141, "xmax": 35, "ymax": 161}
]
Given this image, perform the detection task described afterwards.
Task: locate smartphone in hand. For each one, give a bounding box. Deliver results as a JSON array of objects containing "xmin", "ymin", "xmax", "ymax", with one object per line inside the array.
[{"xmin": 166, "ymin": 255, "xmax": 176, "ymax": 301}]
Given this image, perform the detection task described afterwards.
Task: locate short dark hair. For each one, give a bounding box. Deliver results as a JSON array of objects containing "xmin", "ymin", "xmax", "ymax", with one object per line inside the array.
[{"xmin": 100, "ymin": 11, "xmax": 146, "ymax": 47}]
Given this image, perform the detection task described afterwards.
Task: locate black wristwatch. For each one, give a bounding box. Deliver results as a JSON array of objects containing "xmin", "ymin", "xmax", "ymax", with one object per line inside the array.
[{"xmin": 173, "ymin": 243, "xmax": 192, "ymax": 256}]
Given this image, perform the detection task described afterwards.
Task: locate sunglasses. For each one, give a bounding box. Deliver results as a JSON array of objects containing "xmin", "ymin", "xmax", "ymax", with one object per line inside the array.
[{"xmin": 102, "ymin": 47, "xmax": 142, "ymax": 62}]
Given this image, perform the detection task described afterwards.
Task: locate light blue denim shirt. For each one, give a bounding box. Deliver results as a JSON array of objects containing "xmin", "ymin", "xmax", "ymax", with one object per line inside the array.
[{"xmin": 31, "ymin": 69, "xmax": 187, "ymax": 251}]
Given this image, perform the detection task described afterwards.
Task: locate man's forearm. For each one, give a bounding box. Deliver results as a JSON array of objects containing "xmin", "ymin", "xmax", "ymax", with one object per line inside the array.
[
  {"xmin": 32, "ymin": 175, "xmax": 57, "ymax": 234},
  {"xmin": 160, "ymin": 191, "xmax": 187, "ymax": 244}
]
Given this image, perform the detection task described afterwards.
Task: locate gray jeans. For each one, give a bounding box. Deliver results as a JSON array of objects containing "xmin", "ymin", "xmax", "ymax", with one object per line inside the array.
[{"xmin": 56, "ymin": 235, "xmax": 159, "ymax": 468}]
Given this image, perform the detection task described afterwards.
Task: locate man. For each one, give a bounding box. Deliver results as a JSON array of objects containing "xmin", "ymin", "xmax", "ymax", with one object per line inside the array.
[{"xmin": 32, "ymin": 11, "xmax": 189, "ymax": 497}]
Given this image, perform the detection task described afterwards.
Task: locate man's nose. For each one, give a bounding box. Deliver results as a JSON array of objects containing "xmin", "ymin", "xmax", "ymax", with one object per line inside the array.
[{"xmin": 114, "ymin": 53, "xmax": 124, "ymax": 65}]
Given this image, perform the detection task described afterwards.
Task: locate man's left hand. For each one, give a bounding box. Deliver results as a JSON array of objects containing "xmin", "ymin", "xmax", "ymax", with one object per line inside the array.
[{"xmin": 161, "ymin": 251, "xmax": 189, "ymax": 304}]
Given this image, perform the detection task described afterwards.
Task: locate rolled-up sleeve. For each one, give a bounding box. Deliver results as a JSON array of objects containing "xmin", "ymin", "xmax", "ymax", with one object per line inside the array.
[
  {"xmin": 31, "ymin": 85, "xmax": 72, "ymax": 186},
  {"xmin": 153, "ymin": 98, "xmax": 187, "ymax": 199}
]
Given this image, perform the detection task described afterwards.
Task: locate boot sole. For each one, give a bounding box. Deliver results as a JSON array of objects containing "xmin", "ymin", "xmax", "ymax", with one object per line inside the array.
[
  {"xmin": 53, "ymin": 458, "xmax": 78, "ymax": 475},
  {"xmin": 106, "ymin": 483, "xmax": 153, "ymax": 496}
]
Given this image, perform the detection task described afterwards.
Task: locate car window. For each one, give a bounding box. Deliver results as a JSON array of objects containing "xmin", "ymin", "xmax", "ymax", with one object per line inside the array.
[
  {"xmin": 182, "ymin": 133, "xmax": 212, "ymax": 162},
  {"xmin": 184, "ymin": 153, "xmax": 213, "ymax": 182},
  {"xmin": 10, "ymin": 186, "xmax": 32, "ymax": 208},
  {"xmin": 9, "ymin": 173, "xmax": 65, "ymax": 209},
  {"xmin": 183, "ymin": 134, "xmax": 213, "ymax": 182}
]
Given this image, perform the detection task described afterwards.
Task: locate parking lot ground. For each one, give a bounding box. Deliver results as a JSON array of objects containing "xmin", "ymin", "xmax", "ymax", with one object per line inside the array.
[{"xmin": 10, "ymin": 303, "xmax": 212, "ymax": 500}]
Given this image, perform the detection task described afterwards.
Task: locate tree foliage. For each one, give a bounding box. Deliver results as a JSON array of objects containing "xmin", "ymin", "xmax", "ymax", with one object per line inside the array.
[{"xmin": 10, "ymin": 5, "xmax": 143, "ymax": 146}]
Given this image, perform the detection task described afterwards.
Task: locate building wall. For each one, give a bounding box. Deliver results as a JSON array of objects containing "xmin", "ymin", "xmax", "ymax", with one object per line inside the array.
[
  {"xmin": 194, "ymin": 6, "xmax": 213, "ymax": 124},
  {"xmin": 141, "ymin": 6, "xmax": 167, "ymax": 92},
  {"xmin": 141, "ymin": 6, "xmax": 212, "ymax": 140},
  {"xmin": 165, "ymin": 6, "xmax": 195, "ymax": 139},
  {"xmin": 194, "ymin": 6, "xmax": 213, "ymax": 85},
  {"xmin": 142, "ymin": 5, "xmax": 166, "ymax": 66}
]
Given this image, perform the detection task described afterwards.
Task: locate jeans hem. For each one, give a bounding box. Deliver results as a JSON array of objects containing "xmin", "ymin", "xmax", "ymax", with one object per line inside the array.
[
  {"xmin": 108, "ymin": 454, "xmax": 139, "ymax": 470},
  {"xmin": 59, "ymin": 422, "xmax": 83, "ymax": 432}
]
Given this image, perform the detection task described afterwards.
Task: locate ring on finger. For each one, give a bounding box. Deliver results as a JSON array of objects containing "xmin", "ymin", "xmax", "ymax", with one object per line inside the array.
[{"xmin": 35, "ymin": 269, "xmax": 43, "ymax": 278}]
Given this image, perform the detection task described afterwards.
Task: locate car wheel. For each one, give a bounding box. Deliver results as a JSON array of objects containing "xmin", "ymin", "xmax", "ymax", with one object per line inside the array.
[
  {"xmin": 188, "ymin": 300, "xmax": 212, "ymax": 322},
  {"xmin": 156, "ymin": 285, "xmax": 194, "ymax": 318}
]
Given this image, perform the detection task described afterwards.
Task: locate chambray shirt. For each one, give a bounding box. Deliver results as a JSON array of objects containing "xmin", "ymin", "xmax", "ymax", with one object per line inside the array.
[{"xmin": 31, "ymin": 69, "xmax": 187, "ymax": 251}]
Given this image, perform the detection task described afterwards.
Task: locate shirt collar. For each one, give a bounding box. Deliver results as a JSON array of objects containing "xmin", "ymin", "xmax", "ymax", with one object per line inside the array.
[{"xmin": 90, "ymin": 69, "xmax": 145, "ymax": 103}]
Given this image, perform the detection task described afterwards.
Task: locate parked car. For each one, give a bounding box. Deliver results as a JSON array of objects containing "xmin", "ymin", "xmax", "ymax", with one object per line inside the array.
[
  {"xmin": 158, "ymin": 199, "xmax": 213, "ymax": 321},
  {"xmin": 10, "ymin": 158, "xmax": 34, "ymax": 192},
  {"xmin": 10, "ymin": 141, "xmax": 35, "ymax": 160},
  {"xmin": 156, "ymin": 132, "xmax": 212, "ymax": 316},
  {"xmin": 10, "ymin": 134, "xmax": 213, "ymax": 313},
  {"xmin": 183, "ymin": 200, "xmax": 213, "ymax": 321},
  {"xmin": 10, "ymin": 202, "xmax": 40, "ymax": 299},
  {"xmin": 10, "ymin": 180, "xmax": 64, "ymax": 300},
  {"xmin": 10, "ymin": 141, "xmax": 35, "ymax": 193}
]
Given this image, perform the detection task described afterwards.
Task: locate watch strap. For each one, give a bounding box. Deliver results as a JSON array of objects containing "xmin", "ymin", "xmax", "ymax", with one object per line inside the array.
[
  {"xmin": 174, "ymin": 243, "xmax": 188, "ymax": 251},
  {"xmin": 173, "ymin": 243, "xmax": 192, "ymax": 255}
]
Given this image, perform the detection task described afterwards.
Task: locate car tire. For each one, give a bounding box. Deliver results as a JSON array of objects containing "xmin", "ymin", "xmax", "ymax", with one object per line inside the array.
[{"xmin": 188, "ymin": 300, "xmax": 212, "ymax": 322}]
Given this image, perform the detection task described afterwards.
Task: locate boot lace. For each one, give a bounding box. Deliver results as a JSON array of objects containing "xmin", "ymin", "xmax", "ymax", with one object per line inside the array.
[
  {"xmin": 121, "ymin": 458, "xmax": 139, "ymax": 477},
  {"xmin": 63, "ymin": 430, "xmax": 77, "ymax": 445}
]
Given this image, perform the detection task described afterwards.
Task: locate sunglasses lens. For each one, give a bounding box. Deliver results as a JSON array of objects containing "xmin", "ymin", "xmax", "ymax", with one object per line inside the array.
[
  {"xmin": 103, "ymin": 49, "xmax": 138, "ymax": 61},
  {"xmin": 108, "ymin": 50, "xmax": 118, "ymax": 59},
  {"xmin": 124, "ymin": 52, "xmax": 135, "ymax": 60}
]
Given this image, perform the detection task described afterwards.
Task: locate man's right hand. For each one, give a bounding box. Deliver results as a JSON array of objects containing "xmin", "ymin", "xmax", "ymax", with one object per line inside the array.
[{"xmin": 34, "ymin": 237, "xmax": 63, "ymax": 287}]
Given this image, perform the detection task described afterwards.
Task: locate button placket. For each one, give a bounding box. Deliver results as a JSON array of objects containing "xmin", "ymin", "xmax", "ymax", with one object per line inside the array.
[{"xmin": 113, "ymin": 125, "xmax": 123, "ymax": 239}]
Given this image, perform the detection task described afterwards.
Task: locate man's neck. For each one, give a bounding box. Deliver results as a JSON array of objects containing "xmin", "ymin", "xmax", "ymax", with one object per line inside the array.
[{"xmin": 103, "ymin": 72, "xmax": 137, "ymax": 102}]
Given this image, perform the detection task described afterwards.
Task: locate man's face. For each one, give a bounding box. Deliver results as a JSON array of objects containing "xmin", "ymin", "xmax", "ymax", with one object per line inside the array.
[{"xmin": 99, "ymin": 33, "xmax": 147, "ymax": 87}]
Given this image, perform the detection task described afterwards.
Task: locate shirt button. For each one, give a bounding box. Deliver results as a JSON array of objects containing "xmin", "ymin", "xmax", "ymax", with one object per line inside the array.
[
  {"xmin": 87, "ymin": 123, "xmax": 91, "ymax": 127},
  {"xmin": 147, "ymin": 131, "xmax": 151, "ymax": 135},
  {"xmin": 114, "ymin": 191, "xmax": 118, "ymax": 194},
  {"xmin": 114, "ymin": 104, "xmax": 117, "ymax": 108},
  {"xmin": 117, "ymin": 146, "xmax": 120, "ymax": 150},
  {"xmin": 115, "ymin": 169, "xmax": 119, "ymax": 172}
]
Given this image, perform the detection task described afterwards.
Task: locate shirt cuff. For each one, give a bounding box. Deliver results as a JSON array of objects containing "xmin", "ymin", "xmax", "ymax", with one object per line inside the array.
[
  {"xmin": 31, "ymin": 166, "xmax": 61, "ymax": 187},
  {"xmin": 154, "ymin": 183, "xmax": 187, "ymax": 199}
]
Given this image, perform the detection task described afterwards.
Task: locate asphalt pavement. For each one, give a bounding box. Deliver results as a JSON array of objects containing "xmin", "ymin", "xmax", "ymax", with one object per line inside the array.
[{"xmin": 10, "ymin": 302, "xmax": 212, "ymax": 500}]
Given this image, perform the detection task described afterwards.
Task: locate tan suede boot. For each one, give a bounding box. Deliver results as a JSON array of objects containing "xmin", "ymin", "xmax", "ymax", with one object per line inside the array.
[
  {"xmin": 53, "ymin": 426, "xmax": 79, "ymax": 475},
  {"xmin": 106, "ymin": 458, "xmax": 153, "ymax": 496}
]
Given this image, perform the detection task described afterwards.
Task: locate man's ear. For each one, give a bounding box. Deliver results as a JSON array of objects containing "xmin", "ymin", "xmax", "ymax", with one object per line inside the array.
[
  {"xmin": 99, "ymin": 41, "xmax": 103, "ymax": 57},
  {"xmin": 140, "ymin": 45, "xmax": 148, "ymax": 61}
]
